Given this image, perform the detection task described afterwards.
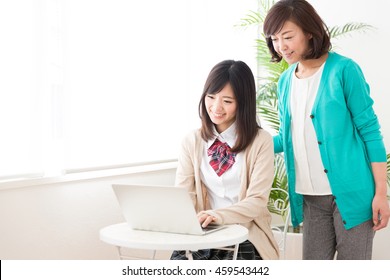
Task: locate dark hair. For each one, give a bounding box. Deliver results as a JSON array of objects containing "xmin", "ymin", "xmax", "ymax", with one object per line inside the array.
[
  {"xmin": 198, "ymin": 60, "xmax": 260, "ymax": 153},
  {"xmin": 263, "ymin": 0, "xmax": 331, "ymax": 62}
]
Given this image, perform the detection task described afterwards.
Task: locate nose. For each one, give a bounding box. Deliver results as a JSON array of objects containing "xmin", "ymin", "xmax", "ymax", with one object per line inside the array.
[
  {"xmin": 278, "ymin": 39, "xmax": 287, "ymax": 51},
  {"xmin": 212, "ymin": 95, "xmax": 223, "ymax": 111}
]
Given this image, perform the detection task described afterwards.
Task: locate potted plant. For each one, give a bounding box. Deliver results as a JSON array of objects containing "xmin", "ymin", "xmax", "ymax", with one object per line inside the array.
[{"xmin": 237, "ymin": 0, "xmax": 380, "ymax": 259}]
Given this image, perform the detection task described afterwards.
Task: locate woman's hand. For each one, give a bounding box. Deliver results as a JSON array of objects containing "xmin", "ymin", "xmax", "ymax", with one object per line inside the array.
[
  {"xmin": 372, "ymin": 194, "xmax": 390, "ymax": 231},
  {"xmin": 197, "ymin": 211, "xmax": 216, "ymax": 228},
  {"xmin": 371, "ymin": 162, "xmax": 390, "ymax": 231}
]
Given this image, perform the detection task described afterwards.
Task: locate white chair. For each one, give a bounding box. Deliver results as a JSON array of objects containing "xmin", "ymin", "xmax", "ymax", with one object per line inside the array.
[{"xmin": 269, "ymin": 187, "xmax": 290, "ymax": 259}]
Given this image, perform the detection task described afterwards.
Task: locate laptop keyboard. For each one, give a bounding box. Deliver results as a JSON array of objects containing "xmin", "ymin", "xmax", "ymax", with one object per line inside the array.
[{"xmin": 202, "ymin": 224, "xmax": 221, "ymax": 232}]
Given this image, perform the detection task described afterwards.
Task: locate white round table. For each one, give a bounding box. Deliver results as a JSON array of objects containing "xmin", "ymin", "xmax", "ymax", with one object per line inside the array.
[{"xmin": 100, "ymin": 223, "xmax": 248, "ymax": 260}]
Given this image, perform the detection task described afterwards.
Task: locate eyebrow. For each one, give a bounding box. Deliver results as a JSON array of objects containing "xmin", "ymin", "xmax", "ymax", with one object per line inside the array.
[
  {"xmin": 281, "ymin": 30, "xmax": 294, "ymax": 35},
  {"xmin": 272, "ymin": 29, "xmax": 294, "ymax": 37}
]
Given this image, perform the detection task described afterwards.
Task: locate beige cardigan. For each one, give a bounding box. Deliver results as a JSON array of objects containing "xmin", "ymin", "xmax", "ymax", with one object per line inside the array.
[{"xmin": 175, "ymin": 128, "xmax": 279, "ymax": 260}]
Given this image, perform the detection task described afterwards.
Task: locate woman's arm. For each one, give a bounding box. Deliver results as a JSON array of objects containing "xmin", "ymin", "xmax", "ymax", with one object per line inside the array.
[
  {"xmin": 341, "ymin": 60, "xmax": 389, "ymax": 230},
  {"xmin": 343, "ymin": 60, "xmax": 386, "ymax": 162},
  {"xmin": 175, "ymin": 132, "xmax": 197, "ymax": 206},
  {"xmin": 371, "ymin": 162, "xmax": 390, "ymax": 231},
  {"xmin": 273, "ymin": 85, "xmax": 285, "ymax": 154}
]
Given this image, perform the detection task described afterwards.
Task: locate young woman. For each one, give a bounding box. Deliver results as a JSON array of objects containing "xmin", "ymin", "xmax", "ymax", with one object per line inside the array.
[
  {"xmin": 170, "ymin": 60, "xmax": 279, "ymax": 260},
  {"xmin": 263, "ymin": 0, "xmax": 389, "ymax": 259}
]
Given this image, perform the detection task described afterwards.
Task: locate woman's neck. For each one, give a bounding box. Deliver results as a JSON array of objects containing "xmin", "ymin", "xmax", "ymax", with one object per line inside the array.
[{"xmin": 295, "ymin": 53, "xmax": 328, "ymax": 79}]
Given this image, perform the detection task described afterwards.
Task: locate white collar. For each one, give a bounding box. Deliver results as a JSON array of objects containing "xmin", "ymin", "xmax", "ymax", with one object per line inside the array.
[{"xmin": 207, "ymin": 122, "xmax": 237, "ymax": 149}]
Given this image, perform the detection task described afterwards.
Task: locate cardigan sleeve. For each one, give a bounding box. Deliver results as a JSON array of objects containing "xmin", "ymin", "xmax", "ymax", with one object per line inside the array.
[
  {"xmin": 273, "ymin": 83, "xmax": 285, "ymax": 154},
  {"xmin": 342, "ymin": 60, "xmax": 386, "ymax": 162},
  {"xmin": 273, "ymin": 69, "xmax": 290, "ymax": 154},
  {"xmin": 175, "ymin": 131, "xmax": 197, "ymax": 206}
]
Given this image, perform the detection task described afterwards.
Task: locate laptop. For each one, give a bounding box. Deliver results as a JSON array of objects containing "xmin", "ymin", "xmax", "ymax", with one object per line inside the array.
[{"xmin": 112, "ymin": 184, "xmax": 225, "ymax": 235}]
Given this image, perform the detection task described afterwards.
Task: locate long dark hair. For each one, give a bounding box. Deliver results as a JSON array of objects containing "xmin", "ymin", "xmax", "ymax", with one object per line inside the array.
[
  {"xmin": 198, "ymin": 60, "xmax": 260, "ymax": 153},
  {"xmin": 263, "ymin": 0, "xmax": 331, "ymax": 62}
]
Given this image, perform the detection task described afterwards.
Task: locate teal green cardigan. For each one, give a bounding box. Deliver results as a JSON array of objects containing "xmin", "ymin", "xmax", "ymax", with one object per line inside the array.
[{"xmin": 274, "ymin": 52, "xmax": 386, "ymax": 230}]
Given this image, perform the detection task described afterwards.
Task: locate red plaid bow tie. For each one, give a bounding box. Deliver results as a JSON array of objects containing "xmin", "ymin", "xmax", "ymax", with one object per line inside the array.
[{"xmin": 207, "ymin": 138, "xmax": 236, "ymax": 176}]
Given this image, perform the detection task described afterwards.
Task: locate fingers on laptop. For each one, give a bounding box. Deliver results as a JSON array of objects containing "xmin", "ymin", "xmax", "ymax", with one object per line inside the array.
[{"xmin": 197, "ymin": 212, "xmax": 216, "ymax": 228}]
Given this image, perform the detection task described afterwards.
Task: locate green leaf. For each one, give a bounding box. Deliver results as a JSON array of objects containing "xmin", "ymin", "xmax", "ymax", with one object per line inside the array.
[
  {"xmin": 235, "ymin": 10, "xmax": 261, "ymax": 28},
  {"xmin": 329, "ymin": 23, "xmax": 375, "ymax": 39}
]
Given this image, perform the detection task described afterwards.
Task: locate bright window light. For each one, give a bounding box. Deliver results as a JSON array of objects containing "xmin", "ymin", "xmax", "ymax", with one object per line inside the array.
[{"xmin": 0, "ymin": 0, "xmax": 257, "ymax": 178}]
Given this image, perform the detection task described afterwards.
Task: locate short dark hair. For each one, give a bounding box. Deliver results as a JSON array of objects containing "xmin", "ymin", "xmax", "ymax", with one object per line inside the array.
[
  {"xmin": 199, "ymin": 60, "xmax": 260, "ymax": 153},
  {"xmin": 263, "ymin": 0, "xmax": 331, "ymax": 62}
]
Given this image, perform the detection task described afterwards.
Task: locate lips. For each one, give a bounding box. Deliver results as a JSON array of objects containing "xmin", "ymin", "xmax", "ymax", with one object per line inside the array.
[
  {"xmin": 283, "ymin": 51, "xmax": 293, "ymax": 58},
  {"xmin": 211, "ymin": 112, "xmax": 224, "ymax": 118}
]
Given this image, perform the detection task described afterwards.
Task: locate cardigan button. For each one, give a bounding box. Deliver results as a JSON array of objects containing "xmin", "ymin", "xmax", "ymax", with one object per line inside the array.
[
  {"xmin": 310, "ymin": 114, "xmax": 314, "ymax": 119},
  {"xmin": 318, "ymin": 141, "xmax": 322, "ymax": 145},
  {"xmin": 324, "ymin": 169, "xmax": 328, "ymax": 173},
  {"xmin": 343, "ymin": 220, "xmax": 347, "ymax": 225}
]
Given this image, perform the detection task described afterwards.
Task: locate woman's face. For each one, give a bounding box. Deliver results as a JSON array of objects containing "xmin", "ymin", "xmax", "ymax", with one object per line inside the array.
[
  {"xmin": 270, "ymin": 20, "xmax": 312, "ymax": 64},
  {"xmin": 205, "ymin": 82, "xmax": 237, "ymax": 133}
]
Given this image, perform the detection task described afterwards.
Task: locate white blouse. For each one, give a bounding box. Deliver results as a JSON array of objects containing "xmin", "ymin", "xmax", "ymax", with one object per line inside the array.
[
  {"xmin": 200, "ymin": 122, "xmax": 243, "ymax": 209},
  {"xmin": 290, "ymin": 64, "xmax": 332, "ymax": 195}
]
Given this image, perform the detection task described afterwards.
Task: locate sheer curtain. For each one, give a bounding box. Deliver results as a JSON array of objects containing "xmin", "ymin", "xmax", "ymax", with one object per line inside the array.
[
  {"xmin": 0, "ymin": 1, "xmax": 43, "ymax": 179},
  {"xmin": 0, "ymin": 0, "xmax": 257, "ymax": 179}
]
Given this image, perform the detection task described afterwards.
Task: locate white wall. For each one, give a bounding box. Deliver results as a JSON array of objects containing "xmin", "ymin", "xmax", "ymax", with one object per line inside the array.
[
  {"xmin": 309, "ymin": 0, "xmax": 390, "ymax": 149},
  {"xmin": 0, "ymin": 167, "xmax": 176, "ymax": 259}
]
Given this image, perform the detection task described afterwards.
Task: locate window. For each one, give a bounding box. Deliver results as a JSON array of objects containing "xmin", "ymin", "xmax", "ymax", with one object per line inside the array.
[
  {"xmin": 0, "ymin": 1, "xmax": 43, "ymax": 179},
  {"xmin": 0, "ymin": 0, "xmax": 257, "ymax": 179}
]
